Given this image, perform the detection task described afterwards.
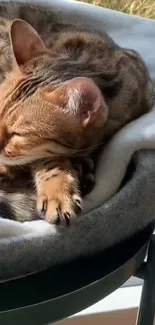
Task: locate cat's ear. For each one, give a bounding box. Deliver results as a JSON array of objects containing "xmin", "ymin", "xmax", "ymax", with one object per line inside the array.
[
  {"xmin": 66, "ymin": 77, "xmax": 105, "ymax": 127},
  {"xmin": 10, "ymin": 19, "xmax": 48, "ymax": 66},
  {"xmin": 45, "ymin": 78, "xmax": 107, "ymax": 127}
]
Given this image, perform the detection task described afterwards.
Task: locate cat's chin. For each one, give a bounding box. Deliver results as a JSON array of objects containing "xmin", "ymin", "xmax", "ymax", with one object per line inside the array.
[{"xmin": 0, "ymin": 154, "xmax": 38, "ymax": 166}]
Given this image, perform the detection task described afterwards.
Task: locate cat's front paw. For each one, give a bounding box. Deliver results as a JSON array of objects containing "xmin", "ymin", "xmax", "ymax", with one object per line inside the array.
[
  {"xmin": 37, "ymin": 192, "xmax": 82, "ymax": 225},
  {"xmin": 36, "ymin": 172, "xmax": 82, "ymax": 225},
  {"xmin": 72, "ymin": 157, "xmax": 95, "ymax": 196}
]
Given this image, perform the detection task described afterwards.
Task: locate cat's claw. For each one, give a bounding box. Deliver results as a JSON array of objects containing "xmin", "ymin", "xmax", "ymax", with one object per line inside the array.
[
  {"xmin": 73, "ymin": 194, "xmax": 82, "ymax": 212},
  {"xmin": 55, "ymin": 210, "xmax": 71, "ymax": 226}
]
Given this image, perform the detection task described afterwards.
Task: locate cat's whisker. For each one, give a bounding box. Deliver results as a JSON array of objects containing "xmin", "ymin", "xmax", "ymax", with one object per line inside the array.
[{"xmin": 68, "ymin": 142, "xmax": 105, "ymax": 157}]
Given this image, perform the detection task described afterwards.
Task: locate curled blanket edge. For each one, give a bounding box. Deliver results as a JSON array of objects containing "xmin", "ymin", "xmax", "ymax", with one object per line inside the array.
[{"xmin": 1, "ymin": 108, "xmax": 155, "ymax": 238}]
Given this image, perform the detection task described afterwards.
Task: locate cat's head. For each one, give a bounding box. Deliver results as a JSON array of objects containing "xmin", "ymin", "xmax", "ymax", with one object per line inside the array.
[{"xmin": 0, "ymin": 20, "xmax": 108, "ymax": 166}]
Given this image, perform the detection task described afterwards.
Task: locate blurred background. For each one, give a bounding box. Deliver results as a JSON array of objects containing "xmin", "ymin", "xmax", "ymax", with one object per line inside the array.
[{"xmin": 78, "ymin": 0, "xmax": 155, "ymax": 19}]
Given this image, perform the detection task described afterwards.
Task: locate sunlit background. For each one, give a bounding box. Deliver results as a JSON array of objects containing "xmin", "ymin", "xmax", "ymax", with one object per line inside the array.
[{"xmin": 78, "ymin": 0, "xmax": 155, "ymax": 19}]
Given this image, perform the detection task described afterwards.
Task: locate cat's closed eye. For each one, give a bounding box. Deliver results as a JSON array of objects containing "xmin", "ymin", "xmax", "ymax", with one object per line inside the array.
[{"xmin": 8, "ymin": 132, "xmax": 21, "ymax": 138}]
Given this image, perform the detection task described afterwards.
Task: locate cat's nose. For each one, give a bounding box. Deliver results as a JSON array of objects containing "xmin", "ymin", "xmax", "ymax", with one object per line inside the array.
[{"xmin": 5, "ymin": 146, "xmax": 17, "ymax": 157}]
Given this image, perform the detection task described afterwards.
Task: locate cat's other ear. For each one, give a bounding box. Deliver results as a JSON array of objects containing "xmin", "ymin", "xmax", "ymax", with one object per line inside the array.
[
  {"xmin": 44, "ymin": 77, "xmax": 108, "ymax": 127},
  {"xmin": 10, "ymin": 19, "xmax": 48, "ymax": 66}
]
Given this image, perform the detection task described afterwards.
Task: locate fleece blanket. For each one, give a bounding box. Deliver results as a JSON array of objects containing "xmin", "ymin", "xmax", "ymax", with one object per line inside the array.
[{"xmin": 1, "ymin": 0, "xmax": 155, "ymax": 282}]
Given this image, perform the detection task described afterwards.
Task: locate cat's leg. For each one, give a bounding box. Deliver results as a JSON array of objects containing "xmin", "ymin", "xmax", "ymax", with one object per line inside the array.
[
  {"xmin": 0, "ymin": 163, "xmax": 31, "ymax": 189},
  {"xmin": 32, "ymin": 159, "xmax": 82, "ymax": 225},
  {"xmin": 0, "ymin": 163, "xmax": 17, "ymax": 183}
]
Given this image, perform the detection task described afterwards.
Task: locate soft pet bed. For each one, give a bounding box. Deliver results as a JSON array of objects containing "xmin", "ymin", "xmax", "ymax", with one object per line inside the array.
[{"xmin": 1, "ymin": 0, "xmax": 155, "ymax": 282}]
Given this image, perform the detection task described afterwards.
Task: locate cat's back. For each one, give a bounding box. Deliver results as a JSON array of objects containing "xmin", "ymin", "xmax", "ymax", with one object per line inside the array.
[{"xmin": 0, "ymin": 1, "xmax": 116, "ymax": 43}]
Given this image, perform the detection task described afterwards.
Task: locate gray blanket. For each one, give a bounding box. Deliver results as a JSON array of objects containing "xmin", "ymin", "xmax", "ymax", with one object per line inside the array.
[{"xmin": 1, "ymin": 0, "xmax": 155, "ymax": 282}]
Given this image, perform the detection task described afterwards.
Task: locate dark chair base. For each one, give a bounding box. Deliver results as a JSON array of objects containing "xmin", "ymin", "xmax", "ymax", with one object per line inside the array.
[
  {"xmin": 0, "ymin": 225, "xmax": 154, "ymax": 325},
  {"xmin": 136, "ymin": 236, "xmax": 155, "ymax": 325}
]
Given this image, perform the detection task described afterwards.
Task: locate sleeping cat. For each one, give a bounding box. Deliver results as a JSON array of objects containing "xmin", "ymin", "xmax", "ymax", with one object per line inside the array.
[{"xmin": 0, "ymin": 2, "xmax": 153, "ymax": 225}]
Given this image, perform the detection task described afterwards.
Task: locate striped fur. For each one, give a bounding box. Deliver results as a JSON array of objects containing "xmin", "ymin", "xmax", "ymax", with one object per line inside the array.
[{"xmin": 0, "ymin": 2, "xmax": 153, "ymax": 224}]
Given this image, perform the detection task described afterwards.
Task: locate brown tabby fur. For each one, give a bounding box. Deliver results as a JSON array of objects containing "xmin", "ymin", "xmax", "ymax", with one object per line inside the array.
[{"xmin": 0, "ymin": 2, "xmax": 153, "ymax": 225}]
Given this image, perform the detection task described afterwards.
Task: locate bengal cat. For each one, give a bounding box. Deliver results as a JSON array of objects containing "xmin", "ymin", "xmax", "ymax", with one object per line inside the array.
[{"xmin": 0, "ymin": 2, "xmax": 153, "ymax": 225}]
